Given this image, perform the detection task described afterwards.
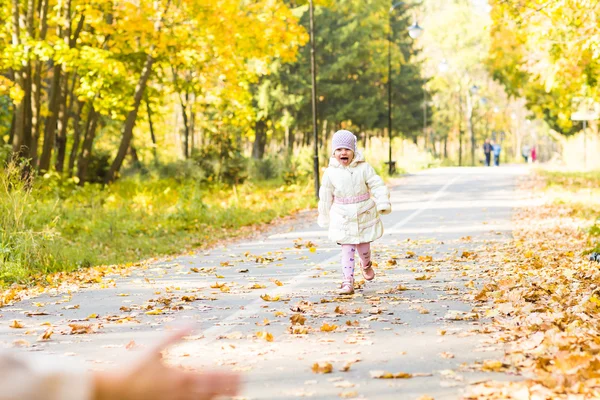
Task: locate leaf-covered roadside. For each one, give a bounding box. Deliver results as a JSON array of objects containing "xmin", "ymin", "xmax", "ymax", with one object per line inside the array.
[{"xmin": 466, "ymin": 170, "xmax": 600, "ymax": 399}]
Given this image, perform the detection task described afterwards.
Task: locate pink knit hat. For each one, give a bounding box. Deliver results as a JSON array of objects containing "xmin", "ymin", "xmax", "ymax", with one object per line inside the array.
[{"xmin": 331, "ymin": 130, "xmax": 357, "ymax": 155}]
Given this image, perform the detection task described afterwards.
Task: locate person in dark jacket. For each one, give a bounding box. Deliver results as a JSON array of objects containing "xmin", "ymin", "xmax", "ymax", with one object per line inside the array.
[{"xmin": 483, "ymin": 138, "xmax": 493, "ymax": 166}]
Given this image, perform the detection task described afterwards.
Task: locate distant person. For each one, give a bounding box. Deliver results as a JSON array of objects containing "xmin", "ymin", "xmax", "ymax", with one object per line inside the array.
[
  {"xmin": 317, "ymin": 130, "xmax": 391, "ymax": 295},
  {"xmin": 492, "ymin": 141, "xmax": 501, "ymax": 166},
  {"xmin": 521, "ymin": 144, "xmax": 530, "ymax": 163},
  {"xmin": 483, "ymin": 138, "xmax": 493, "ymax": 166},
  {"xmin": 531, "ymin": 146, "xmax": 537, "ymax": 163},
  {"xmin": 0, "ymin": 329, "xmax": 240, "ymax": 400}
]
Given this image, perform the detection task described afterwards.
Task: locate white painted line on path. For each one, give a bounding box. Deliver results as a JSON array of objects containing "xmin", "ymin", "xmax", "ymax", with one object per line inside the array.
[
  {"xmin": 184, "ymin": 175, "xmax": 461, "ymax": 348},
  {"xmin": 388, "ymin": 175, "xmax": 461, "ymax": 232}
]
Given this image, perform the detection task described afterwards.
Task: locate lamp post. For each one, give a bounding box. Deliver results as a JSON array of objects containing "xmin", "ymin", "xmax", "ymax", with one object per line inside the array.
[
  {"xmin": 309, "ymin": 0, "xmax": 319, "ymax": 198},
  {"xmin": 387, "ymin": 2, "xmax": 422, "ymax": 175}
]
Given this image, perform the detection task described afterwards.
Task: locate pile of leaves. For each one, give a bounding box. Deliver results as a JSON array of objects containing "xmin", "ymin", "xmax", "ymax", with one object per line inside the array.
[{"xmin": 467, "ymin": 171, "xmax": 600, "ymax": 398}]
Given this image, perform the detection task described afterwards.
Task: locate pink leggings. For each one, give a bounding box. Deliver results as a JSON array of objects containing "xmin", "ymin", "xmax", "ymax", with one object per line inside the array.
[{"xmin": 341, "ymin": 243, "xmax": 371, "ymax": 281}]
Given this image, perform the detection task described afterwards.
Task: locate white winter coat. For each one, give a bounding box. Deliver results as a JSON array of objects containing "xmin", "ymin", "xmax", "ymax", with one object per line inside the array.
[{"xmin": 317, "ymin": 151, "xmax": 391, "ymax": 244}]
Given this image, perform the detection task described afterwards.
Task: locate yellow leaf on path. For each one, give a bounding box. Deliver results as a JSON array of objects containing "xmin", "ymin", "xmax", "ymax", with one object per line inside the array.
[
  {"xmin": 190, "ymin": 268, "xmax": 200, "ymax": 273},
  {"xmin": 117, "ymin": 293, "xmax": 129, "ymax": 297},
  {"xmin": 274, "ymin": 311, "xmax": 286, "ymax": 317},
  {"xmin": 125, "ymin": 340, "xmax": 137, "ymax": 350},
  {"xmin": 309, "ymin": 247, "xmax": 317, "ymax": 253},
  {"xmin": 320, "ymin": 323, "xmax": 338, "ymax": 332},
  {"xmin": 256, "ymin": 318, "xmax": 271, "ymax": 326},
  {"xmin": 256, "ymin": 331, "xmax": 273, "ymax": 342},
  {"xmin": 340, "ymin": 391, "xmax": 358, "ymax": 398},
  {"xmin": 10, "ymin": 320, "xmax": 24, "ymax": 329},
  {"xmin": 370, "ymin": 370, "xmax": 413, "ymax": 379},
  {"xmin": 38, "ymin": 328, "xmax": 53, "ymax": 341},
  {"xmin": 271, "ymin": 279, "xmax": 283, "ymax": 286},
  {"xmin": 87, "ymin": 313, "xmax": 98, "ymax": 319},
  {"xmin": 145, "ymin": 309, "xmax": 164, "ymax": 315},
  {"xmin": 415, "ymin": 275, "xmax": 431, "ymax": 281},
  {"xmin": 210, "ymin": 282, "xmax": 225, "ymax": 289},
  {"xmin": 524, "ymin": 250, "xmax": 533, "ymax": 258},
  {"xmin": 439, "ymin": 352, "xmax": 455, "ymax": 359},
  {"xmin": 290, "ymin": 314, "xmax": 306, "ymax": 325},
  {"xmin": 288, "ymin": 325, "xmax": 310, "ymax": 334},
  {"xmin": 312, "ymin": 362, "xmax": 333, "ymax": 374},
  {"xmin": 406, "ymin": 251, "xmax": 416, "ymax": 258},
  {"xmin": 418, "ymin": 255, "xmax": 433, "ymax": 262},
  {"xmin": 481, "ymin": 360, "xmax": 505, "ymax": 372},
  {"xmin": 68, "ymin": 323, "xmax": 94, "ymax": 334},
  {"xmin": 215, "ymin": 274, "xmax": 225, "ymax": 279},
  {"xmin": 260, "ymin": 294, "xmax": 280, "ymax": 302},
  {"xmin": 249, "ymin": 283, "xmax": 267, "ymax": 289}
]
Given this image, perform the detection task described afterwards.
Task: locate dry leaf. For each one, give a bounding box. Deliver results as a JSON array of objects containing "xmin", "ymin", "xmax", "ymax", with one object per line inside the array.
[
  {"xmin": 312, "ymin": 362, "xmax": 333, "ymax": 374},
  {"xmin": 68, "ymin": 323, "xmax": 94, "ymax": 334},
  {"xmin": 370, "ymin": 370, "xmax": 413, "ymax": 379},
  {"xmin": 320, "ymin": 323, "xmax": 338, "ymax": 332},
  {"xmin": 256, "ymin": 331, "xmax": 274, "ymax": 342},
  {"xmin": 38, "ymin": 328, "xmax": 53, "ymax": 341},
  {"xmin": 290, "ymin": 314, "xmax": 306, "ymax": 325},
  {"xmin": 9, "ymin": 320, "xmax": 24, "ymax": 329}
]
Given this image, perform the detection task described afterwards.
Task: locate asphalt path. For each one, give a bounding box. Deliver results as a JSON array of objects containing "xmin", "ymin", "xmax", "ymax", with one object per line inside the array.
[{"xmin": 0, "ymin": 166, "xmax": 530, "ymax": 400}]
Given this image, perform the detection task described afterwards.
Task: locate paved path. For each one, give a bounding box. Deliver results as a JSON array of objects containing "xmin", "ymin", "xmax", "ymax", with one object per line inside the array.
[{"xmin": 0, "ymin": 166, "xmax": 529, "ymax": 400}]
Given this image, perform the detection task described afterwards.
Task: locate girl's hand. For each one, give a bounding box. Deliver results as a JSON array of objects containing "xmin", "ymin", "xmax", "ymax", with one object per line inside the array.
[
  {"xmin": 378, "ymin": 206, "xmax": 391, "ymax": 215},
  {"xmin": 93, "ymin": 329, "xmax": 240, "ymax": 400}
]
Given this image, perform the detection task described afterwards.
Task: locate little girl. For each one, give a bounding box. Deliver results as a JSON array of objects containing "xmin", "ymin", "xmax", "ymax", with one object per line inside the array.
[{"xmin": 318, "ymin": 130, "xmax": 391, "ymax": 295}]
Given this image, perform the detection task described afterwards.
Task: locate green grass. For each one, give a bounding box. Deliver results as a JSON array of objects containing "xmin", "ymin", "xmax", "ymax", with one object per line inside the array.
[
  {"xmin": 538, "ymin": 169, "xmax": 600, "ymax": 253},
  {"xmin": 540, "ymin": 170, "xmax": 600, "ymax": 189},
  {"xmin": 0, "ymin": 164, "xmax": 316, "ymax": 284}
]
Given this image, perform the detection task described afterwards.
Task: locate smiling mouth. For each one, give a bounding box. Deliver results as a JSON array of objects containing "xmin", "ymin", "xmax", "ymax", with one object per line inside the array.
[{"xmin": 340, "ymin": 157, "xmax": 349, "ymax": 161}]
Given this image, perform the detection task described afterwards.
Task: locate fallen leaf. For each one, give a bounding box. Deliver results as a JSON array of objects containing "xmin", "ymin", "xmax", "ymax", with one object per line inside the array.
[
  {"xmin": 320, "ymin": 323, "xmax": 338, "ymax": 332},
  {"xmin": 10, "ymin": 320, "xmax": 24, "ymax": 329},
  {"xmin": 38, "ymin": 328, "xmax": 53, "ymax": 341},
  {"xmin": 370, "ymin": 370, "xmax": 413, "ymax": 379},
  {"xmin": 256, "ymin": 331, "xmax": 274, "ymax": 342},
  {"xmin": 312, "ymin": 362, "xmax": 333, "ymax": 374}
]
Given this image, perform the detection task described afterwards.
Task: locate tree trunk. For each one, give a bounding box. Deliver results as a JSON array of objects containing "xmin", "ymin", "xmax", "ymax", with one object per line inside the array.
[
  {"xmin": 68, "ymin": 99, "xmax": 83, "ymax": 174},
  {"xmin": 129, "ymin": 145, "xmax": 141, "ymax": 169},
  {"xmin": 252, "ymin": 119, "xmax": 267, "ymax": 159},
  {"xmin": 466, "ymin": 89, "xmax": 475, "ymax": 166},
  {"xmin": 105, "ymin": 1, "xmax": 170, "ymax": 183},
  {"xmin": 30, "ymin": 0, "xmax": 50, "ymax": 167},
  {"xmin": 443, "ymin": 136, "xmax": 448, "ymax": 159},
  {"xmin": 189, "ymin": 93, "xmax": 195, "ymax": 156},
  {"xmin": 77, "ymin": 106, "xmax": 98, "ymax": 185},
  {"xmin": 38, "ymin": 63, "xmax": 62, "ymax": 171},
  {"xmin": 286, "ymin": 125, "xmax": 293, "ymax": 154},
  {"xmin": 180, "ymin": 91, "xmax": 190, "ymax": 159},
  {"xmin": 10, "ymin": 0, "xmax": 33, "ymax": 161},
  {"xmin": 146, "ymin": 99, "xmax": 158, "ymax": 163},
  {"xmin": 54, "ymin": 71, "xmax": 73, "ymax": 172},
  {"xmin": 105, "ymin": 53, "xmax": 154, "ymax": 183}
]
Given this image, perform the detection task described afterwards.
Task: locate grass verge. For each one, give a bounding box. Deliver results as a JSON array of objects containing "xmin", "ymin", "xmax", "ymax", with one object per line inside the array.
[{"xmin": 0, "ymin": 163, "xmax": 315, "ymax": 285}]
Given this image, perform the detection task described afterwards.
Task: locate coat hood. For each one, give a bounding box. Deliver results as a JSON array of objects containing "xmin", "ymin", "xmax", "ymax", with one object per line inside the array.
[{"xmin": 328, "ymin": 150, "xmax": 365, "ymax": 168}]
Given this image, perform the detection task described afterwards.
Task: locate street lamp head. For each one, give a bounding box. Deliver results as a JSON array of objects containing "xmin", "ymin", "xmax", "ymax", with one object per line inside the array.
[{"xmin": 408, "ymin": 21, "xmax": 423, "ymax": 39}]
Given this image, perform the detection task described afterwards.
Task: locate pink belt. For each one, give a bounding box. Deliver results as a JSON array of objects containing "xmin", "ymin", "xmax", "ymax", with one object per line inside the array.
[{"xmin": 334, "ymin": 193, "xmax": 370, "ymax": 204}]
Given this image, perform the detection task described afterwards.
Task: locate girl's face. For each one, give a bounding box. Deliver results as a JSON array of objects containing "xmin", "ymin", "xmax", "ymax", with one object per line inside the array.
[{"xmin": 334, "ymin": 148, "xmax": 354, "ymax": 166}]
